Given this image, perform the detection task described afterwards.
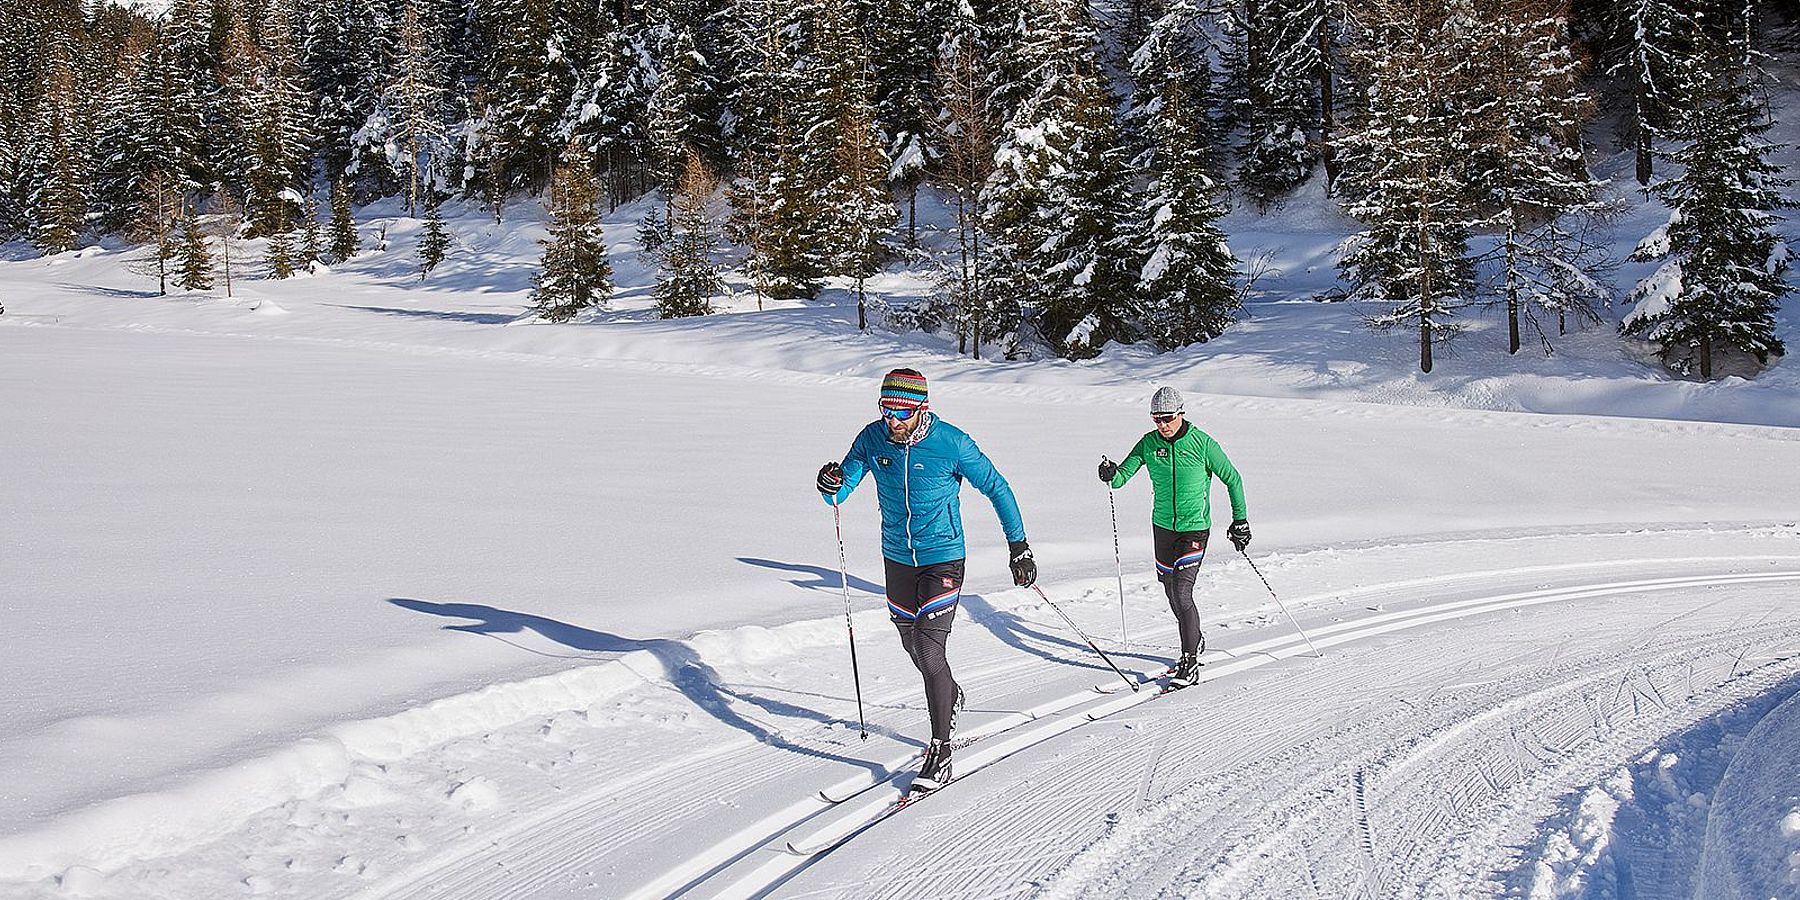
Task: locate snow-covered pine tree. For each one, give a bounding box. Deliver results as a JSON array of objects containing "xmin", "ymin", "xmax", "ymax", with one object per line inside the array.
[
  {"xmin": 1465, "ymin": 0, "xmax": 1611, "ymax": 355},
  {"xmin": 230, "ymin": 0, "xmax": 313, "ymax": 237},
  {"xmin": 654, "ymin": 152, "xmax": 725, "ymax": 317},
  {"xmin": 29, "ymin": 20, "xmax": 90, "ymax": 255},
  {"xmin": 1621, "ymin": 37, "xmax": 1791, "ymax": 379},
  {"xmin": 305, "ymin": 0, "xmax": 394, "ymax": 190},
  {"xmin": 474, "ymin": 0, "xmax": 572, "ymax": 192},
  {"xmin": 328, "ymin": 175, "xmax": 360, "ymax": 261},
  {"xmin": 298, "ymin": 191, "xmax": 323, "ymax": 270},
  {"xmin": 862, "ymin": 0, "xmax": 939, "ymax": 245},
  {"xmin": 569, "ymin": 22, "xmax": 656, "ymax": 207},
  {"xmin": 982, "ymin": 0, "xmax": 1141, "ymax": 359},
  {"xmin": 646, "ymin": 26, "xmax": 717, "ymax": 194},
  {"xmin": 175, "ymin": 202, "xmax": 213, "ymax": 291},
  {"xmin": 387, "ymin": 0, "xmax": 452, "ymax": 216},
  {"xmin": 722, "ymin": 0, "xmax": 827, "ymax": 301},
  {"xmin": 1234, "ymin": 0, "xmax": 1338, "ymax": 206},
  {"xmin": 418, "ymin": 181, "xmax": 451, "ymax": 276},
  {"xmin": 1602, "ymin": 0, "xmax": 1703, "ymax": 187},
  {"xmin": 815, "ymin": 0, "xmax": 895, "ymax": 327},
  {"xmin": 1336, "ymin": 0, "xmax": 1481, "ymax": 373},
  {"xmin": 1139, "ymin": 60, "xmax": 1239, "ymax": 348},
  {"xmin": 933, "ymin": 0, "xmax": 1001, "ymax": 356},
  {"xmin": 165, "ymin": 0, "xmax": 228, "ymax": 191},
  {"xmin": 531, "ymin": 146, "xmax": 614, "ymax": 321}
]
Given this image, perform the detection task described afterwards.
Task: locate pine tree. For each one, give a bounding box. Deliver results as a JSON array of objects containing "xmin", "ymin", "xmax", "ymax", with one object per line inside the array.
[
  {"xmin": 933, "ymin": 1, "xmax": 1000, "ymax": 356},
  {"xmin": 815, "ymin": 0, "xmax": 894, "ymax": 328},
  {"xmin": 176, "ymin": 202, "xmax": 214, "ymax": 290},
  {"xmin": 387, "ymin": 0, "xmax": 451, "ymax": 215},
  {"xmin": 864, "ymin": 0, "xmax": 938, "ymax": 245},
  {"xmin": 532, "ymin": 147, "xmax": 614, "ymax": 321},
  {"xmin": 1139, "ymin": 66, "xmax": 1240, "ymax": 348},
  {"xmin": 328, "ymin": 175, "xmax": 360, "ymax": 261},
  {"xmin": 1335, "ymin": 0, "xmax": 1481, "ymax": 373},
  {"xmin": 26, "ymin": 6, "xmax": 90, "ymax": 255},
  {"xmin": 267, "ymin": 228, "xmax": 297, "ymax": 278},
  {"xmin": 1234, "ymin": 0, "xmax": 1339, "ymax": 205},
  {"xmin": 477, "ymin": 0, "xmax": 572, "ymax": 192},
  {"xmin": 645, "ymin": 26, "xmax": 716, "ymax": 194},
  {"xmin": 1621, "ymin": 39, "xmax": 1791, "ymax": 379},
  {"xmin": 418, "ymin": 182, "xmax": 451, "ymax": 276},
  {"xmin": 231, "ymin": 0, "xmax": 313, "ymax": 236},
  {"xmin": 127, "ymin": 170, "xmax": 183, "ymax": 295},
  {"xmin": 654, "ymin": 153, "xmax": 724, "ymax": 318},
  {"xmin": 982, "ymin": 0, "xmax": 1141, "ymax": 359},
  {"xmin": 1465, "ymin": 0, "xmax": 1611, "ymax": 355},
  {"xmin": 1604, "ymin": 0, "xmax": 1704, "ymax": 187},
  {"xmin": 298, "ymin": 192, "xmax": 323, "ymax": 270}
]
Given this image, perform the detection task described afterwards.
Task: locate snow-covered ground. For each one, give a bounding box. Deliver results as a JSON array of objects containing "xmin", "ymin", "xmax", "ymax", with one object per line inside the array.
[{"xmin": 3, "ymin": 161, "xmax": 1799, "ymax": 899}]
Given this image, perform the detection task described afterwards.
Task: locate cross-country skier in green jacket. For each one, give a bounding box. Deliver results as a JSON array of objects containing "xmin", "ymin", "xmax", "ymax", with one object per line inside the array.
[{"xmin": 1099, "ymin": 386, "xmax": 1249, "ymax": 688}]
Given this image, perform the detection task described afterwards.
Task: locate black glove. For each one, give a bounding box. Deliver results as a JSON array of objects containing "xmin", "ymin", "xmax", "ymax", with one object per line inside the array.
[
  {"xmin": 816, "ymin": 462, "xmax": 843, "ymax": 495},
  {"xmin": 1097, "ymin": 457, "xmax": 1117, "ymax": 483},
  {"xmin": 1227, "ymin": 519, "xmax": 1252, "ymax": 552},
  {"xmin": 1008, "ymin": 540, "xmax": 1037, "ymax": 587}
]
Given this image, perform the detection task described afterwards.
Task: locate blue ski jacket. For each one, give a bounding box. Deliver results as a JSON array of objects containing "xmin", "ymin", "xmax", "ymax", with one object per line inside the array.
[{"xmin": 824, "ymin": 412, "xmax": 1027, "ymax": 566}]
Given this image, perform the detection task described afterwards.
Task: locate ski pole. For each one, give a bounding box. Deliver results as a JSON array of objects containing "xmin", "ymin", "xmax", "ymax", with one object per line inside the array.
[
  {"xmin": 1240, "ymin": 549, "xmax": 1322, "ymax": 658},
  {"xmin": 1032, "ymin": 584, "xmax": 1139, "ymax": 692},
  {"xmin": 833, "ymin": 503, "xmax": 869, "ymax": 739},
  {"xmin": 1102, "ymin": 460, "xmax": 1127, "ymax": 649}
]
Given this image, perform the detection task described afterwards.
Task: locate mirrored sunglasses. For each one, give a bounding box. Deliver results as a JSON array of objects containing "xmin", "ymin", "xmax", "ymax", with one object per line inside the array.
[
  {"xmin": 1152, "ymin": 413, "xmax": 1180, "ymax": 424},
  {"xmin": 881, "ymin": 405, "xmax": 920, "ymax": 421}
]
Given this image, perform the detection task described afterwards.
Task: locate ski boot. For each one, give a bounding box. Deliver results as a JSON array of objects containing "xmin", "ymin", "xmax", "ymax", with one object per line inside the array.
[
  {"xmin": 913, "ymin": 738, "xmax": 953, "ymax": 792},
  {"xmin": 1168, "ymin": 652, "xmax": 1201, "ymax": 689}
]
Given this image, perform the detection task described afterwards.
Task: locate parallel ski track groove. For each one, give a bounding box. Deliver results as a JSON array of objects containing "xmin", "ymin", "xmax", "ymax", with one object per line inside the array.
[{"xmin": 690, "ymin": 569, "xmax": 1800, "ymax": 899}]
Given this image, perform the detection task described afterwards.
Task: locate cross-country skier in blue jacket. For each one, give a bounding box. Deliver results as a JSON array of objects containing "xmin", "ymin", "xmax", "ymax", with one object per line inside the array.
[{"xmin": 816, "ymin": 368, "xmax": 1035, "ymax": 791}]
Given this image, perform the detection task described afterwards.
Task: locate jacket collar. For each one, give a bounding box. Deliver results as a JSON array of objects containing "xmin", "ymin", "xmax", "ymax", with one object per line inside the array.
[
  {"xmin": 886, "ymin": 410, "xmax": 935, "ymax": 447},
  {"xmin": 1157, "ymin": 420, "xmax": 1190, "ymax": 443}
]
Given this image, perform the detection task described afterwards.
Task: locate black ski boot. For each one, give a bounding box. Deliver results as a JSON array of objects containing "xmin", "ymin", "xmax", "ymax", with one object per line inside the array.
[
  {"xmin": 1168, "ymin": 652, "xmax": 1200, "ymax": 688},
  {"xmin": 913, "ymin": 738, "xmax": 953, "ymax": 792}
]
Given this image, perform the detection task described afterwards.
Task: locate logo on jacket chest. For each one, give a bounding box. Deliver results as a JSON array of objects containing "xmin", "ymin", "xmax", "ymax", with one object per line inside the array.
[
  {"xmin": 877, "ymin": 456, "xmax": 892, "ymax": 467},
  {"xmin": 1154, "ymin": 447, "xmax": 1170, "ymax": 459}
]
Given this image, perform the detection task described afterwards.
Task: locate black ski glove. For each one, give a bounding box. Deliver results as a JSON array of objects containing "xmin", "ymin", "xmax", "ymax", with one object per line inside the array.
[
  {"xmin": 1097, "ymin": 457, "xmax": 1117, "ymax": 483},
  {"xmin": 816, "ymin": 462, "xmax": 843, "ymax": 495},
  {"xmin": 1008, "ymin": 540, "xmax": 1037, "ymax": 587},
  {"xmin": 1227, "ymin": 519, "xmax": 1252, "ymax": 552}
]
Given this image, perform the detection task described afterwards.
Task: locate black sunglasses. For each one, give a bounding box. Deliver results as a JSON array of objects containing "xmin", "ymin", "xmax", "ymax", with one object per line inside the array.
[{"xmin": 1152, "ymin": 413, "xmax": 1180, "ymax": 423}]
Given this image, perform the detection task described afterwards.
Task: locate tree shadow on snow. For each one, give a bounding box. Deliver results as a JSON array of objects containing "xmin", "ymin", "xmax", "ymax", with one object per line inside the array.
[
  {"xmin": 329, "ymin": 303, "xmax": 523, "ymax": 325},
  {"xmin": 388, "ymin": 597, "xmax": 899, "ymax": 773},
  {"xmin": 735, "ymin": 557, "xmax": 883, "ymax": 596}
]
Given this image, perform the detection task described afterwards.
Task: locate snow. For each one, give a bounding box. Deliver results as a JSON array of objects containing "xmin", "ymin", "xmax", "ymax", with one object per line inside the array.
[{"xmin": 1, "ymin": 137, "xmax": 1799, "ymax": 897}]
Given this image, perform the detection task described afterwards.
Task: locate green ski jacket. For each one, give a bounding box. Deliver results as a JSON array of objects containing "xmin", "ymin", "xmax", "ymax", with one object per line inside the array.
[{"xmin": 1110, "ymin": 422, "xmax": 1247, "ymax": 532}]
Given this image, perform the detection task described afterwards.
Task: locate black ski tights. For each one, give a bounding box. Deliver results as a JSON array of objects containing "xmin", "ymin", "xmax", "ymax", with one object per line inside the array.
[
  {"xmin": 897, "ymin": 623, "xmax": 959, "ymax": 741},
  {"xmin": 1162, "ymin": 569, "xmax": 1203, "ymax": 656}
]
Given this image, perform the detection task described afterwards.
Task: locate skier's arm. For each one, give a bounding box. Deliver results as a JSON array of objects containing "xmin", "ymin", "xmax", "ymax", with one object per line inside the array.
[
  {"xmin": 956, "ymin": 433, "xmax": 1027, "ymax": 543},
  {"xmin": 821, "ymin": 431, "xmax": 871, "ymax": 505},
  {"xmin": 1109, "ymin": 436, "xmax": 1148, "ymax": 489},
  {"xmin": 1207, "ymin": 438, "xmax": 1248, "ymax": 521}
]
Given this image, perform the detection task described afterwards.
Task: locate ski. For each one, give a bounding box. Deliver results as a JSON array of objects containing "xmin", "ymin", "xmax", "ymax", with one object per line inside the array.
[{"xmin": 786, "ymin": 780, "xmax": 954, "ymax": 856}]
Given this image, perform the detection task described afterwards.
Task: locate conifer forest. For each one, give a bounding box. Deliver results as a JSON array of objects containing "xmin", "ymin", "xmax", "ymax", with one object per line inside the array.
[{"xmin": 2, "ymin": 0, "xmax": 1796, "ymax": 375}]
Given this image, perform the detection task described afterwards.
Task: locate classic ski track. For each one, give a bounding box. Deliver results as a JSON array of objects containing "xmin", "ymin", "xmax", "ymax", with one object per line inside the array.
[
  {"xmin": 678, "ymin": 566, "xmax": 1800, "ymax": 900},
  {"xmin": 341, "ymin": 554, "xmax": 1800, "ymax": 900},
  {"xmin": 1027, "ymin": 607, "xmax": 1800, "ymax": 899}
]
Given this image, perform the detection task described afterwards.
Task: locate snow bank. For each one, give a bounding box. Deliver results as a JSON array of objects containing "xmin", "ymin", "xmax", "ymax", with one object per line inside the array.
[
  {"xmin": 1525, "ymin": 769, "xmax": 1631, "ymax": 899},
  {"xmin": 0, "ymin": 608, "xmax": 858, "ymax": 881},
  {"xmin": 1695, "ymin": 683, "xmax": 1800, "ymax": 899}
]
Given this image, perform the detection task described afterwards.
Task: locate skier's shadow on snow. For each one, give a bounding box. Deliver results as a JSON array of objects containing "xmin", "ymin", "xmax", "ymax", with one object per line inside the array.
[
  {"xmin": 387, "ymin": 598, "xmax": 901, "ymax": 770},
  {"xmin": 735, "ymin": 557, "xmax": 883, "ymax": 595},
  {"xmin": 959, "ymin": 593, "xmax": 1168, "ymax": 672}
]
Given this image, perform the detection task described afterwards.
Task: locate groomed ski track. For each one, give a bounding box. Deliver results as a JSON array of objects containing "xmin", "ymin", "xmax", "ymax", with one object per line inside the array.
[{"xmin": 335, "ymin": 528, "xmax": 1800, "ymax": 900}]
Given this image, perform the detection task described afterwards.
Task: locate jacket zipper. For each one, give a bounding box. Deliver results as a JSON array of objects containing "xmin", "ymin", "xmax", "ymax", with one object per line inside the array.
[
  {"xmin": 904, "ymin": 442, "xmax": 917, "ymax": 565},
  {"xmin": 1168, "ymin": 433, "xmax": 1178, "ymax": 528}
]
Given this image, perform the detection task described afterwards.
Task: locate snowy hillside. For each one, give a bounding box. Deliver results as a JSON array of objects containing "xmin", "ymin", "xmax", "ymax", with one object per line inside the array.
[{"xmin": 4, "ymin": 144, "xmax": 1800, "ymax": 899}]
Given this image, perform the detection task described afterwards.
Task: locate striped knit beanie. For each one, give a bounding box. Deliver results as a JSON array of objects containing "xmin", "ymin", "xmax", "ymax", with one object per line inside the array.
[{"xmin": 879, "ymin": 368, "xmax": 929, "ymax": 411}]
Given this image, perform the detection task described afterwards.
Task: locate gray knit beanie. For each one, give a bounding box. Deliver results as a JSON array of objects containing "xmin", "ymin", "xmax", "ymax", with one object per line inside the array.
[{"xmin": 1150, "ymin": 386, "xmax": 1184, "ymax": 415}]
